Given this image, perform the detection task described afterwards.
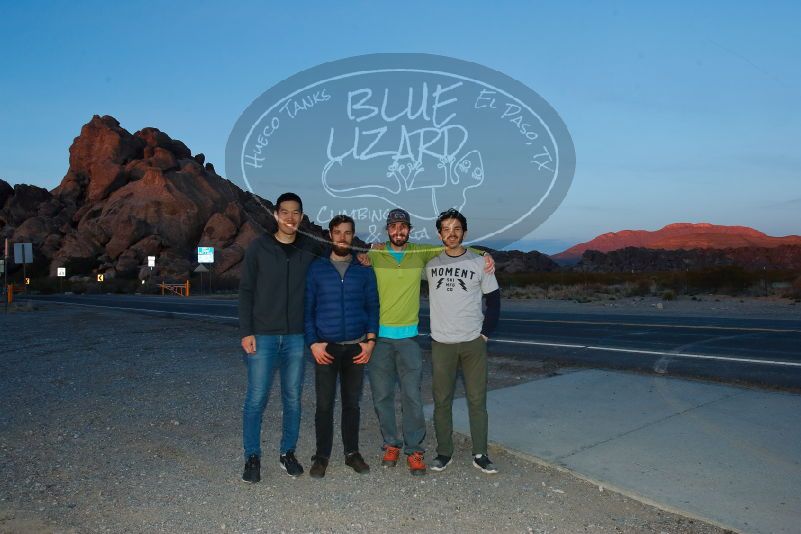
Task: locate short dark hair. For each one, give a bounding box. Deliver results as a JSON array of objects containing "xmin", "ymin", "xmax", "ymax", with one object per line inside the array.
[
  {"xmin": 329, "ymin": 214, "xmax": 355, "ymax": 233},
  {"xmin": 435, "ymin": 208, "xmax": 467, "ymax": 232},
  {"xmin": 275, "ymin": 192, "xmax": 303, "ymax": 212}
]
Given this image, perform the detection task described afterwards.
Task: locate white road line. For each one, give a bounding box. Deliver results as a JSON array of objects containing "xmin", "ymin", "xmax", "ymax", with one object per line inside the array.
[
  {"xmin": 419, "ymin": 313, "xmax": 800, "ymax": 333},
  {"xmin": 489, "ymin": 337, "xmax": 801, "ymax": 368},
  {"xmin": 24, "ymin": 300, "xmax": 237, "ymax": 320},
  {"xmin": 489, "ymin": 339, "xmax": 586, "ymax": 349},
  {"xmin": 504, "ymin": 318, "xmax": 801, "ymax": 333}
]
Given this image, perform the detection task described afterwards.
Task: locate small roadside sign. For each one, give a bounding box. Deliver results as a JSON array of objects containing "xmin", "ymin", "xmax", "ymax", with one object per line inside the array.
[
  {"xmin": 197, "ymin": 247, "xmax": 214, "ymax": 263},
  {"xmin": 14, "ymin": 243, "xmax": 33, "ymax": 264},
  {"xmin": 147, "ymin": 256, "xmax": 156, "ymax": 267},
  {"xmin": 57, "ymin": 267, "xmax": 66, "ymax": 277},
  {"xmin": 97, "ymin": 274, "xmax": 104, "ymax": 282},
  {"xmin": 25, "ymin": 277, "xmax": 30, "ymax": 285}
]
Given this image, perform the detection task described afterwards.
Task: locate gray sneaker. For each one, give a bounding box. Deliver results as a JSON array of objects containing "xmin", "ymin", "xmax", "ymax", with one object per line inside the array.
[
  {"xmin": 472, "ymin": 454, "xmax": 498, "ymax": 474},
  {"xmin": 430, "ymin": 455, "xmax": 452, "ymax": 472}
]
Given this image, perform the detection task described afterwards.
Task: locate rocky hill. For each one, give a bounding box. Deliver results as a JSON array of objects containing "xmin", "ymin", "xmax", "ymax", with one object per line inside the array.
[
  {"xmin": 553, "ymin": 223, "xmax": 801, "ymax": 264},
  {"xmin": 474, "ymin": 247, "xmax": 560, "ymax": 273},
  {"xmin": 574, "ymin": 245, "xmax": 801, "ymax": 273},
  {"xmin": 0, "ymin": 115, "xmax": 324, "ymax": 281}
]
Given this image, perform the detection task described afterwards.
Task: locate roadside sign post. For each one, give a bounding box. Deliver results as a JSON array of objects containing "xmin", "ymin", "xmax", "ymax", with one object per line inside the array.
[
  {"xmin": 147, "ymin": 256, "xmax": 156, "ymax": 290},
  {"xmin": 1, "ymin": 238, "xmax": 6, "ymax": 313},
  {"xmin": 57, "ymin": 267, "xmax": 66, "ymax": 293},
  {"xmin": 13, "ymin": 242, "xmax": 33, "ymax": 294},
  {"xmin": 197, "ymin": 247, "xmax": 214, "ymax": 294},
  {"xmin": 194, "ymin": 263, "xmax": 209, "ymax": 296}
]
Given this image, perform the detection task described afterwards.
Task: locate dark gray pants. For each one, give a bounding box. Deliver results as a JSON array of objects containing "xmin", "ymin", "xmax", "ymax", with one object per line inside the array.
[{"xmin": 367, "ymin": 337, "xmax": 426, "ymax": 454}]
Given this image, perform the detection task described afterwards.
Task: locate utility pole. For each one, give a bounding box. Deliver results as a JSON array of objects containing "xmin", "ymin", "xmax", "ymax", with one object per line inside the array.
[{"xmin": 3, "ymin": 238, "xmax": 7, "ymax": 313}]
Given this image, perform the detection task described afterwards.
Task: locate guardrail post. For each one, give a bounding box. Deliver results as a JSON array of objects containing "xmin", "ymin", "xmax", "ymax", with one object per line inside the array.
[{"xmin": 185, "ymin": 280, "xmax": 190, "ymax": 297}]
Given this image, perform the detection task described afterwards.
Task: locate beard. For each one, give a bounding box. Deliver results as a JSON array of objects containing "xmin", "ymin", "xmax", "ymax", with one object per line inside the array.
[
  {"xmin": 331, "ymin": 243, "xmax": 351, "ymax": 257},
  {"xmin": 389, "ymin": 234, "xmax": 409, "ymax": 248}
]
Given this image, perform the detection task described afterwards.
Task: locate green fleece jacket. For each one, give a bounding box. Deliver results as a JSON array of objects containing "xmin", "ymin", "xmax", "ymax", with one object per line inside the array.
[{"xmin": 368, "ymin": 242, "xmax": 441, "ymax": 328}]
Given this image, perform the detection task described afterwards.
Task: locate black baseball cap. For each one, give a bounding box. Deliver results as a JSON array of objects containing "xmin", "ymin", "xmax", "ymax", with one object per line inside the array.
[{"xmin": 386, "ymin": 208, "xmax": 411, "ymax": 228}]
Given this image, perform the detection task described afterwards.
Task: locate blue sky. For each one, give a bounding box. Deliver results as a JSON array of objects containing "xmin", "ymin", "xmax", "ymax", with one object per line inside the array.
[{"xmin": 1, "ymin": 1, "xmax": 799, "ymax": 253}]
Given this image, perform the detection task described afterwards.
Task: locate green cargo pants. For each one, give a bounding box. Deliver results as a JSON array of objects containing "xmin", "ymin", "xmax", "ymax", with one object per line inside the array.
[{"xmin": 431, "ymin": 336, "xmax": 488, "ymax": 457}]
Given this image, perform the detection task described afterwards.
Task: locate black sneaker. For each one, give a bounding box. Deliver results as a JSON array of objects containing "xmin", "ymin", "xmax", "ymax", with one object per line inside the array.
[
  {"xmin": 309, "ymin": 455, "xmax": 329, "ymax": 479},
  {"xmin": 280, "ymin": 451, "xmax": 304, "ymax": 477},
  {"xmin": 242, "ymin": 454, "xmax": 260, "ymax": 483},
  {"xmin": 344, "ymin": 451, "xmax": 370, "ymax": 474},
  {"xmin": 472, "ymin": 454, "xmax": 498, "ymax": 474},
  {"xmin": 430, "ymin": 455, "xmax": 452, "ymax": 472}
]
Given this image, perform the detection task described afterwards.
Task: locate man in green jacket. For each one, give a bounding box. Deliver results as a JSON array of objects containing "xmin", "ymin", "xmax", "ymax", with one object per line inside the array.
[{"xmin": 367, "ymin": 208, "xmax": 493, "ymax": 476}]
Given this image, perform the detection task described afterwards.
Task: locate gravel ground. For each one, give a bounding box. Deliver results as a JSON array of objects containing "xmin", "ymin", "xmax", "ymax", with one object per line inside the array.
[{"xmin": 0, "ymin": 305, "xmax": 730, "ymax": 533}]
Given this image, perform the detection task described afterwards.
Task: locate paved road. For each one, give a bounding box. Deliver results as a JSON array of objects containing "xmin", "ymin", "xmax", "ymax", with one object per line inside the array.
[{"xmin": 18, "ymin": 293, "xmax": 801, "ymax": 389}]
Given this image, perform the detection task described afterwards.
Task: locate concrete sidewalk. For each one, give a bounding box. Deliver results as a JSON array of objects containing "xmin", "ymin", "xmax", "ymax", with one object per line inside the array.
[{"xmin": 425, "ymin": 369, "xmax": 801, "ymax": 534}]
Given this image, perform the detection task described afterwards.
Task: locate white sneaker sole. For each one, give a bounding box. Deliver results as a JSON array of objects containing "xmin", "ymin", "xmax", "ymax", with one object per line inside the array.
[
  {"xmin": 472, "ymin": 461, "xmax": 498, "ymax": 474},
  {"xmin": 280, "ymin": 462, "xmax": 303, "ymax": 478}
]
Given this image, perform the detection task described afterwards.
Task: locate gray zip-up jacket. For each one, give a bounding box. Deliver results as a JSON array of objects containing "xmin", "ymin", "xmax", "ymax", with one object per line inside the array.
[{"xmin": 238, "ymin": 233, "xmax": 324, "ymax": 337}]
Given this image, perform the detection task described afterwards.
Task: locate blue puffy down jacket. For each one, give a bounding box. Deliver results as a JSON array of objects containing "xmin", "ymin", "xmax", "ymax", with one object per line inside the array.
[{"xmin": 304, "ymin": 258, "xmax": 379, "ymax": 346}]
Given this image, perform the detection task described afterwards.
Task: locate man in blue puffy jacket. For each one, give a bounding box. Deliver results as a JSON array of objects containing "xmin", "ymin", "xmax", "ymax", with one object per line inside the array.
[{"xmin": 304, "ymin": 214, "xmax": 380, "ymax": 478}]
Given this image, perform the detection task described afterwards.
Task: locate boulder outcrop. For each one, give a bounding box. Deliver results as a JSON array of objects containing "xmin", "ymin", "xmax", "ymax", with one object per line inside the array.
[{"xmin": 0, "ymin": 115, "xmax": 324, "ymax": 282}]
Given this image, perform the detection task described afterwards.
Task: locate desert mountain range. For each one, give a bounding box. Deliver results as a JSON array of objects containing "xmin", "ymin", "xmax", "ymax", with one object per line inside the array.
[{"xmin": 554, "ymin": 223, "xmax": 801, "ymax": 263}]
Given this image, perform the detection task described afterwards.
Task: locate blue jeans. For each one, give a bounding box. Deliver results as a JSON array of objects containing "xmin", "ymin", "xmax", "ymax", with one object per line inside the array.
[
  {"xmin": 367, "ymin": 337, "xmax": 426, "ymax": 454},
  {"xmin": 242, "ymin": 334, "xmax": 305, "ymax": 459}
]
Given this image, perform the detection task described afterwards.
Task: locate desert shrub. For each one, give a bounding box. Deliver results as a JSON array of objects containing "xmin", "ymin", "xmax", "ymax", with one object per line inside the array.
[
  {"xmin": 625, "ymin": 278, "xmax": 652, "ymax": 297},
  {"xmin": 784, "ymin": 274, "xmax": 801, "ymax": 300},
  {"xmin": 661, "ymin": 290, "xmax": 675, "ymax": 301},
  {"xmin": 685, "ymin": 266, "xmax": 755, "ymax": 294}
]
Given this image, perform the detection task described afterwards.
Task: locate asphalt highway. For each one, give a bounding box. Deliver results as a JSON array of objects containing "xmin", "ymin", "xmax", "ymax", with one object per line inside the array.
[{"xmin": 17, "ymin": 293, "xmax": 801, "ymax": 389}]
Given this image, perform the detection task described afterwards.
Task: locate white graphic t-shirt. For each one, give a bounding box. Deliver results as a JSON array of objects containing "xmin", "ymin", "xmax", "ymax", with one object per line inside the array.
[{"xmin": 425, "ymin": 249, "xmax": 499, "ymax": 343}]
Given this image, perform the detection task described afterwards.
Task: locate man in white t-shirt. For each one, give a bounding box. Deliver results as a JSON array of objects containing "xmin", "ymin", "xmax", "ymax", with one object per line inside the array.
[{"xmin": 424, "ymin": 209, "xmax": 501, "ymax": 474}]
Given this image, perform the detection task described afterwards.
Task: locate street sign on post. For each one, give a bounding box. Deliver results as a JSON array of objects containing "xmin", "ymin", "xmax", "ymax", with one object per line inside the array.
[
  {"xmin": 97, "ymin": 274, "xmax": 104, "ymax": 282},
  {"xmin": 197, "ymin": 247, "xmax": 214, "ymax": 263},
  {"xmin": 147, "ymin": 256, "xmax": 156, "ymax": 267},
  {"xmin": 194, "ymin": 263, "xmax": 209, "ymax": 296},
  {"xmin": 197, "ymin": 247, "xmax": 214, "ymax": 294},
  {"xmin": 13, "ymin": 243, "xmax": 33, "ymax": 264},
  {"xmin": 57, "ymin": 267, "xmax": 66, "ymax": 293}
]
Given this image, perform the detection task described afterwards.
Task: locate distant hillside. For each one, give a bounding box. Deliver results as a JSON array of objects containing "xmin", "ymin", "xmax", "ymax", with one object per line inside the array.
[
  {"xmin": 574, "ymin": 245, "xmax": 801, "ymax": 273},
  {"xmin": 553, "ymin": 223, "xmax": 801, "ymax": 264}
]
